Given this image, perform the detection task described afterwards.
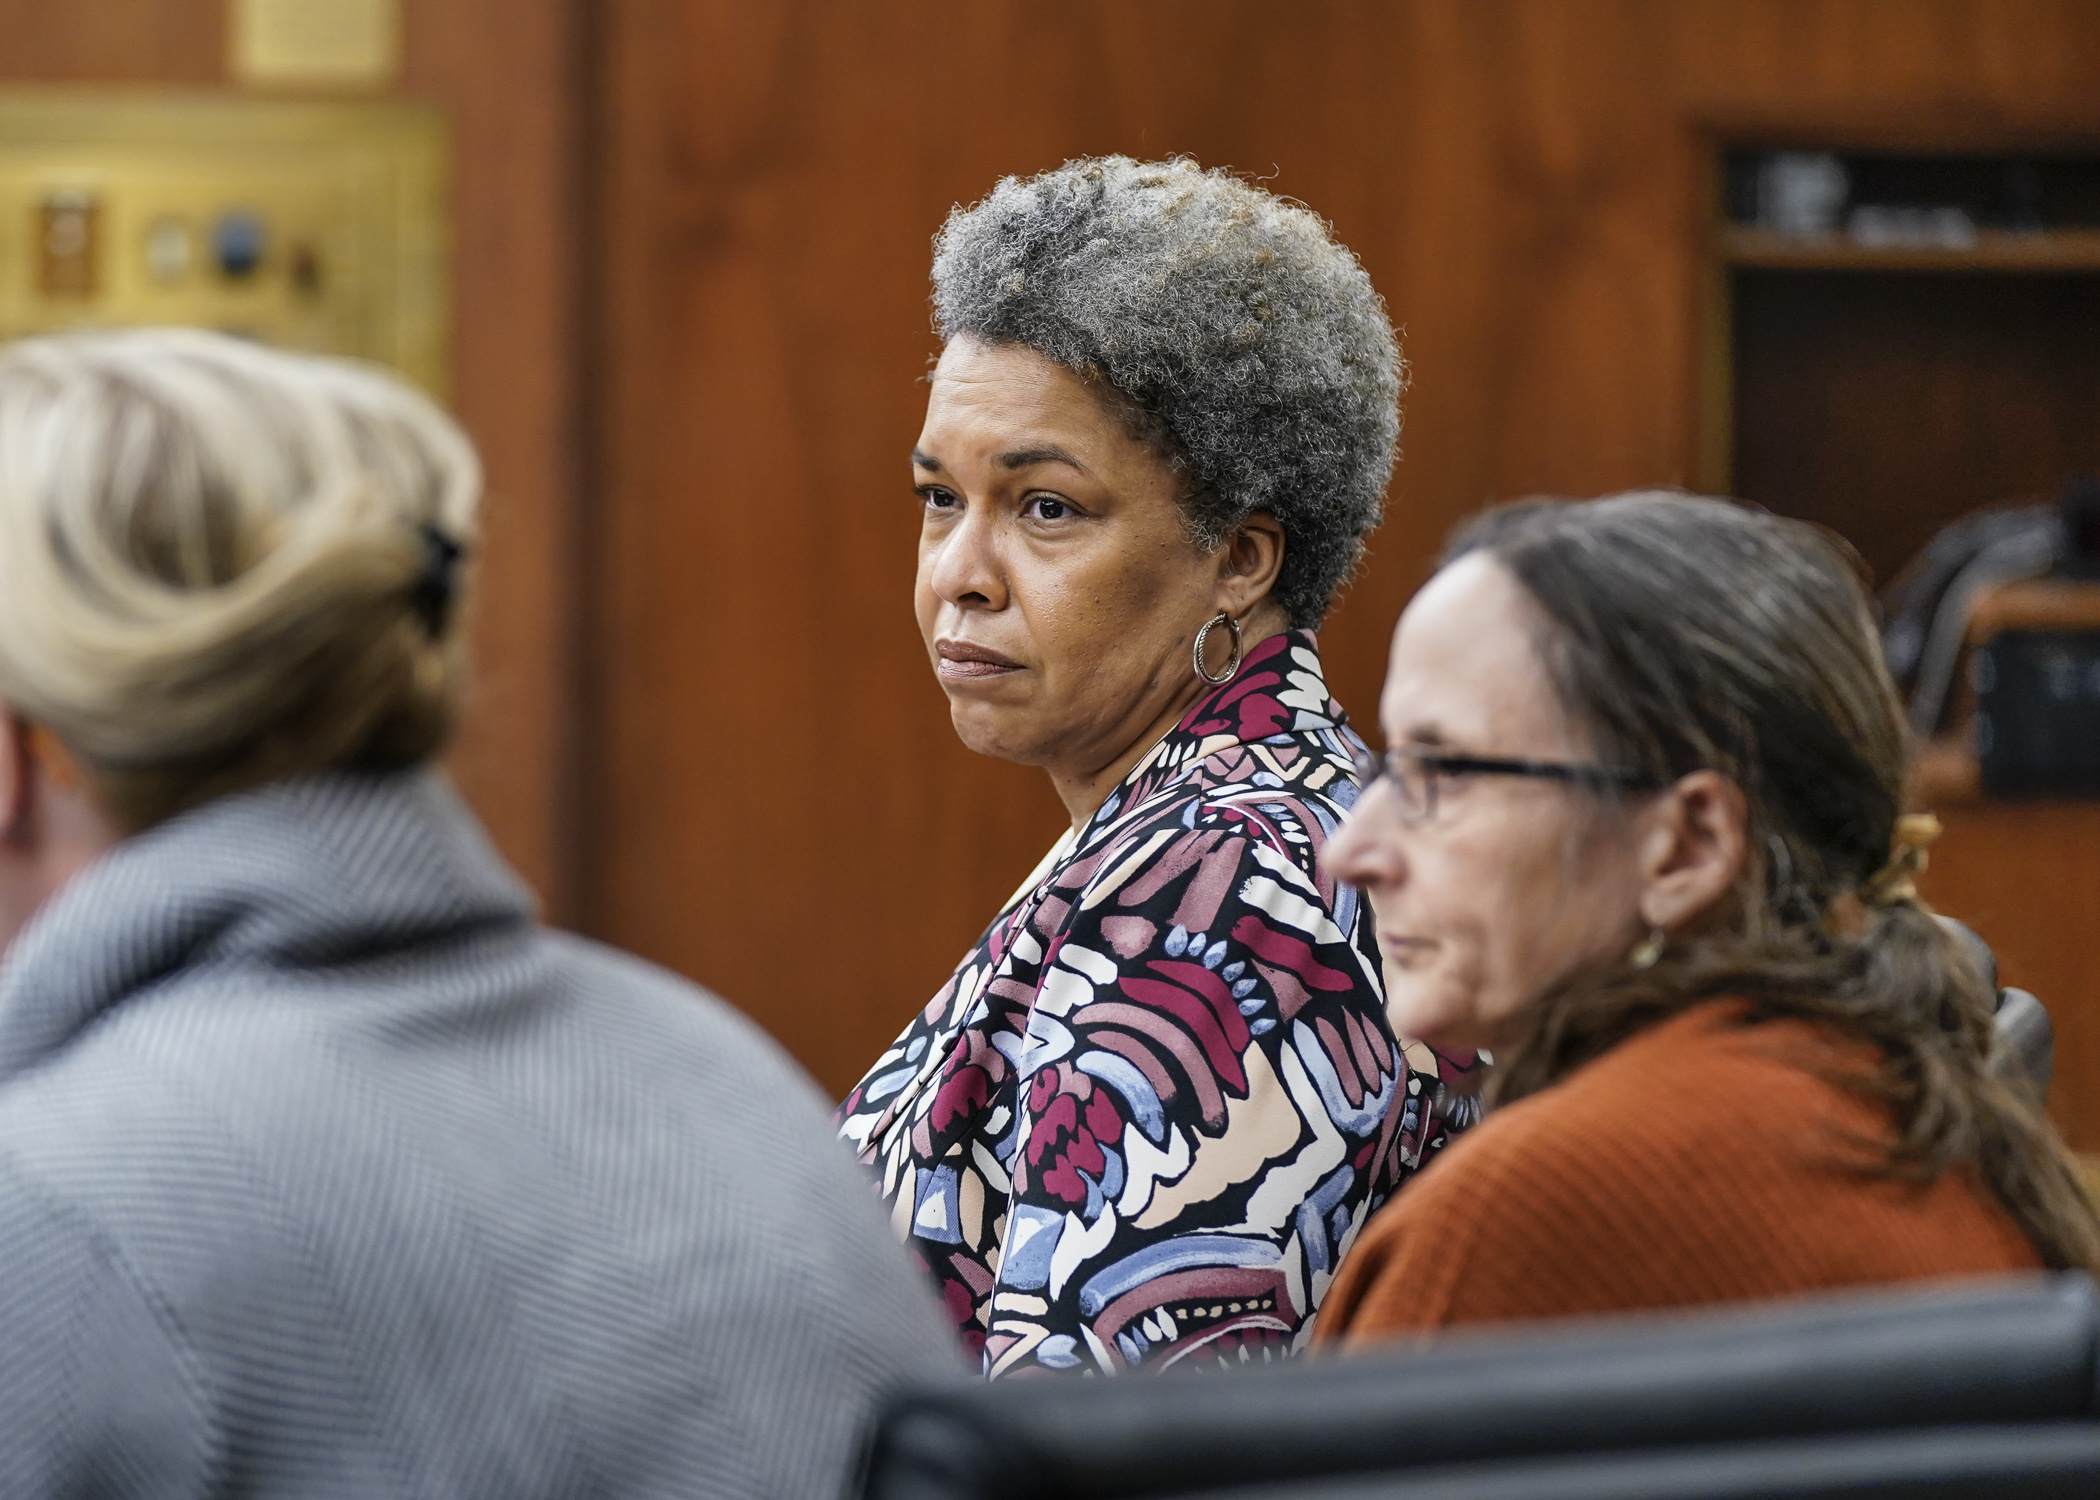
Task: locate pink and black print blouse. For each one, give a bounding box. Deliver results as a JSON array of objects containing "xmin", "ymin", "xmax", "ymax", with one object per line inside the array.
[{"xmin": 837, "ymin": 631, "xmax": 1477, "ymax": 1376}]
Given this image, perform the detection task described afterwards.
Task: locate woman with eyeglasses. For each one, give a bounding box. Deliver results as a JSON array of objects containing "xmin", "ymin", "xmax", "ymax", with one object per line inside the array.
[
  {"xmin": 1317, "ymin": 492, "xmax": 2096, "ymax": 1341},
  {"xmin": 836, "ymin": 158, "xmax": 1477, "ymax": 1377}
]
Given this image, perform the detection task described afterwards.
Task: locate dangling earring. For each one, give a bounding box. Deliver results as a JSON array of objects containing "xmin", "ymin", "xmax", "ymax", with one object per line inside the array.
[
  {"xmin": 1628, "ymin": 928, "xmax": 1666, "ymax": 970},
  {"xmin": 1193, "ymin": 611, "xmax": 1244, "ymax": 686}
]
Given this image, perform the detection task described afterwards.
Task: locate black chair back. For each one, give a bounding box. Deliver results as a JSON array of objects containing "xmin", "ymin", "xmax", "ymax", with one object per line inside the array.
[
  {"xmin": 863, "ymin": 1274, "xmax": 2100, "ymax": 1500},
  {"xmin": 1940, "ymin": 915, "xmax": 2055, "ymax": 1095},
  {"xmin": 1181, "ymin": 1425, "xmax": 2100, "ymax": 1500}
]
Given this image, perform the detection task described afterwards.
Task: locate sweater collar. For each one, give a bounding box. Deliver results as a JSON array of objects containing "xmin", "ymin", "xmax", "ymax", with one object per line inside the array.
[{"xmin": 0, "ymin": 769, "xmax": 534, "ymax": 1081}]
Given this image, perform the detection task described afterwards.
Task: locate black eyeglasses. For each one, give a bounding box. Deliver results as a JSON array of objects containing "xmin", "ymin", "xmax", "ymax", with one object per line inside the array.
[{"xmin": 1347, "ymin": 742, "xmax": 1662, "ymax": 826}]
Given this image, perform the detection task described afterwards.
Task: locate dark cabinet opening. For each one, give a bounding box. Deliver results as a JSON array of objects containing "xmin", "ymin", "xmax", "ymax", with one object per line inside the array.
[
  {"xmin": 1732, "ymin": 268, "xmax": 2100, "ymax": 588},
  {"xmin": 1710, "ymin": 144, "xmax": 2100, "ymax": 589}
]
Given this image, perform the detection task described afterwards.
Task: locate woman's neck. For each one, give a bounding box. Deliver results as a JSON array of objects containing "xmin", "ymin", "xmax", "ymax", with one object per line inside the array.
[{"xmin": 1046, "ymin": 608, "xmax": 1291, "ymax": 831}]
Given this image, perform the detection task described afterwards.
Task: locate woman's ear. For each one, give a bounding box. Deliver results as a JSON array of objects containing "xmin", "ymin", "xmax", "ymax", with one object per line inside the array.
[
  {"xmin": 1215, "ymin": 512, "xmax": 1286, "ymax": 619},
  {"xmin": 1634, "ymin": 770, "xmax": 1748, "ymax": 933}
]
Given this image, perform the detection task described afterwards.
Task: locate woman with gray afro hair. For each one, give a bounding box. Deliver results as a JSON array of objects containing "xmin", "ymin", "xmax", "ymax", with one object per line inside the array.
[
  {"xmin": 933, "ymin": 155, "xmax": 1402, "ymax": 628},
  {"xmin": 840, "ymin": 158, "xmax": 1470, "ymax": 1380}
]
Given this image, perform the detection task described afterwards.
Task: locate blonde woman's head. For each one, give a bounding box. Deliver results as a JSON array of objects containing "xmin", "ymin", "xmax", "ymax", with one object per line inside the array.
[{"xmin": 0, "ymin": 328, "xmax": 480, "ymax": 830}]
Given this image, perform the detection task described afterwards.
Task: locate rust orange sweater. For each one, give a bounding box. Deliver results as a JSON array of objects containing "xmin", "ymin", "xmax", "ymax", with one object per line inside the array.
[{"xmin": 1319, "ymin": 999, "xmax": 2041, "ymax": 1344}]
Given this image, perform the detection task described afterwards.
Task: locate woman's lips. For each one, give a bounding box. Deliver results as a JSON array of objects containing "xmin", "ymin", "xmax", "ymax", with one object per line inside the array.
[
  {"xmin": 1379, "ymin": 935, "xmax": 1438, "ymax": 969},
  {"xmin": 935, "ymin": 640, "xmax": 1024, "ymax": 681}
]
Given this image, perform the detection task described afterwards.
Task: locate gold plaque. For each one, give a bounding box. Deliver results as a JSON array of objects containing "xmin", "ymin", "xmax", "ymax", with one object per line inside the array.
[
  {"xmin": 231, "ymin": 0, "xmax": 402, "ymax": 89},
  {"xmin": 37, "ymin": 190, "xmax": 100, "ymax": 298},
  {"xmin": 0, "ymin": 90, "xmax": 446, "ymax": 394}
]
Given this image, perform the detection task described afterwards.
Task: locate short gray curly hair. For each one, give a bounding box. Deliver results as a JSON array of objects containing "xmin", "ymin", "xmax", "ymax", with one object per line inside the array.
[{"xmin": 931, "ymin": 156, "xmax": 1403, "ymax": 628}]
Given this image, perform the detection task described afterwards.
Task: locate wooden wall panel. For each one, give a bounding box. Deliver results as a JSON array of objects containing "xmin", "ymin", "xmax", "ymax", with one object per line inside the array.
[
  {"xmin": 1734, "ymin": 271, "xmax": 2100, "ymax": 587},
  {"xmin": 0, "ymin": 0, "xmax": 223, "ymax": 82},
  {"xmin": 0, "ymin": 0, "xmax": 583, "ymax": 918},
  {"xmin": 589, "ymin": 0, "xmax": 2100, "ymax": 1138},
  {"xmin": 402, "ymin": 0, "xmax": 582, "ymax": 918},
  {"xmin": 1921, "ymin": 805, "xmax": 2100, "ymax": 1148}
]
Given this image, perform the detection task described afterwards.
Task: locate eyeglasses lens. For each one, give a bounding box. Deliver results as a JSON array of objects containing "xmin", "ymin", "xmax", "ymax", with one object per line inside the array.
[
  {"xmin": 1390, "ymin": 754, "xmax": 1432, "ymax": 823},
  {"xmin": 1349, "ymin": 743, "xmax": 1435, "ymax": 824}
]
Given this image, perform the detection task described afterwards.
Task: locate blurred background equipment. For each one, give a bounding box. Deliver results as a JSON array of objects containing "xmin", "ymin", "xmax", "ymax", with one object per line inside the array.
[
  {"xmin": 1972, "ymin": 567, "xmax": 2100, "ymax": 804},
  {"xmin": 0, "ymin": 91, "xmax": 444, "ymax": 391},
  {"xmin": 1752, "ymin": 151, "xmax": 1850, "ymax": 237},
  {"xmin": 1940, "ymin": 917, "xmax": 2056, "ymax": 1096},
  {"xmin": 1882, "ymin": 479, "xmax": 2100, "ymax": 800}
]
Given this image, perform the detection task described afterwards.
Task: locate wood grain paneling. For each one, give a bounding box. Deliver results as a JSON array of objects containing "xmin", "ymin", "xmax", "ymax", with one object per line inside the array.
[
  {"xmin": 588, "ymin": 0, "xmax": 2100, "ymax": 1137},
  {"xmin": 1734, "ymin": 270, "xmax": 2100, "ymax": 586},
  {"xmin": 402, "ymin": 0, "xmax": 583, "ymax": 918},
  {"xmin": 1921, "ymin": 805, "xmax": 2100, "ymax": 1147},
  {"xmin": 0, "ymin": 0, "xmax": 584, "ymax": 918},
  {"xmin": 0, "ymin": 0, "xmax": 224, "ymax": 83}
]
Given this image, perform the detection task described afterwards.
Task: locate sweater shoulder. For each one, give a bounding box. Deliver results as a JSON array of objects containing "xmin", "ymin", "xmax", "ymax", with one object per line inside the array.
[
  {"xmin": 1513, "ymin": 1000, "xmax": 1879, "ymax": 1147},
  {"xmin": 1332, "ymin": 999, "xmax": 2043, "ymax": 1340},
  {"xmin": 1331, "ymin": 1001, "xmax": 1923, "ymax": 1337}
]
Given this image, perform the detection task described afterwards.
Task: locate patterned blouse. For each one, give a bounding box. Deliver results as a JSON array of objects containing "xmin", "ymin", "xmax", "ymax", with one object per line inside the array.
[{"xmin": 838, "ymin": 631, "xmax": 1476, "ymax": 1376}]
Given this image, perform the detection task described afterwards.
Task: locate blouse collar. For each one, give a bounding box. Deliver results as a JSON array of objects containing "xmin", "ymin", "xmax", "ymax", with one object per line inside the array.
[{"xmin": 1079, "ymin": 628, "xmax": 1345, "ymax": 844}]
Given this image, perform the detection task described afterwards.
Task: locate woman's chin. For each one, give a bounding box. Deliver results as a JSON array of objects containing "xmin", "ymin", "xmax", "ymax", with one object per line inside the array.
[
  {"xmin": 1383, "ymin": 980, "xmax": 1484, "ymax": 1054},
  {"xmin": 1396, "ymin": 1016, "xmax": 1474, "ymax": 1054},
  {"xmin": 946, "ymin": 703, "xmax": 1043, "ymax": 765}
]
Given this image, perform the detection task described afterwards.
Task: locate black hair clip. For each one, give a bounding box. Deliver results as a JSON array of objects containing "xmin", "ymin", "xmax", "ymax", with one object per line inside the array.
[{"xmin": 410, "ymin": 521, "xmax": 467, "ymax": 637}]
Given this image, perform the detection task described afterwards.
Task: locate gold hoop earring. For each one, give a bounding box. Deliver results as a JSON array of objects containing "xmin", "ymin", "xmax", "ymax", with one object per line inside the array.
[
  {"xmin": 1193, "ymin": 611, "xmax": 1244, "ymax": 686},
  {"xmin": 1628, "ymin": 928, "xmax": 1666, "ymax": 970}
]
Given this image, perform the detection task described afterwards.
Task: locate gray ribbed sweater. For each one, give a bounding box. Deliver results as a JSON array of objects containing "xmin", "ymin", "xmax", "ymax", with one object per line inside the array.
[{"xmin": 0, "ymin": 770, "xmax": 953, "ymax": 1497}]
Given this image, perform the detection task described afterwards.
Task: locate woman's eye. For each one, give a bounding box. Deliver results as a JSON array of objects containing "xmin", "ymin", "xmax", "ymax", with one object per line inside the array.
[
  {"xmin": 918, "ymin": 486, "xmax": 960, "ymax": 512},
  {"xmin": 1025, "ymin": 496, "xmax": 1071, "ymax": 522}
]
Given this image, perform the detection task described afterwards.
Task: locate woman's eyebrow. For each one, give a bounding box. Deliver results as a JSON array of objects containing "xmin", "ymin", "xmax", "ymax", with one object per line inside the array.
[
  {"xmin": 996, "ymin": 445, "xmax": 1092, "ymax": 476},
  {"xmin": 911, "ymin": 449, "xmax": 943, "ymax": 472}
]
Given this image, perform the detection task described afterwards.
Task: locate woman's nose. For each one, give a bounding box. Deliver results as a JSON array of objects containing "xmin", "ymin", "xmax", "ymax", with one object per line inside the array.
[
  {"xmin": 1324, "ymin": 785, "xmax": 1406, "ymax": 892},
  {"xmin": 927, "ymin": 507, "xmax": 1007, "ymax": 610}
]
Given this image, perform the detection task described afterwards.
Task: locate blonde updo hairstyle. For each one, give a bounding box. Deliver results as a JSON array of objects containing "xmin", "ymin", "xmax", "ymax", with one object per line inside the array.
[{"xmin": 0, "ymin": 329, "xmax": 479, "ymax": 831}]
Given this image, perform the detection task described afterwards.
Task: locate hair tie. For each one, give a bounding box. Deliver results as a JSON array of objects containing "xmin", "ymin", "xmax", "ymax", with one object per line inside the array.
[
  {"xmin": 1858, "ymin": 812, "xmax": 1942, "ymax": 908},
  {"xmin": 410, "ymin": 522, "xmax": 466, "ymax": 637}
]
